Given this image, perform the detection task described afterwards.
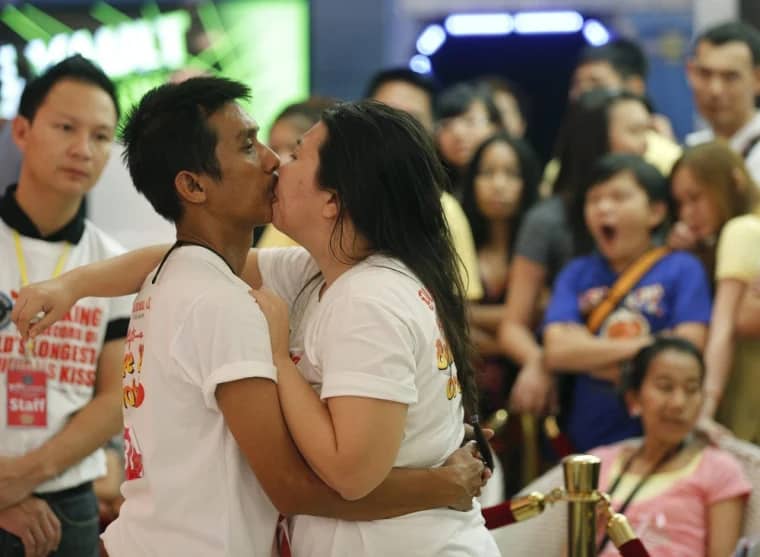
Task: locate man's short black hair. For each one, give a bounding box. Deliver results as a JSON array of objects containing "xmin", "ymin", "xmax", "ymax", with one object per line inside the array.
[
  {"xmin": 609, "ymin": 38, "xmax": 649, "ymax": 79},
  {"xmin": 364, "ymin": 67, "xmax": 439, "ymax": 101},
  {"xmin": 119, "ymin": 76, "xmax": 250, "ymax": 223},
  {"xmin": 577, "ymin": 39, "xmax": 648, "ymax": 80},
  {"xmin": 18, "ymin": 54, "xmax": 119, "ymax": 121},
  {"xmin": 696, "ymin": 21, "xmax": 760, "ymax": 66}
]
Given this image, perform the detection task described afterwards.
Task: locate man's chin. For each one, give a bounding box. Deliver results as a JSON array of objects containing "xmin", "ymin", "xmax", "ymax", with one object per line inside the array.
[{"xmin": 253, "ymin": 208, "xmax": 274, "ymax": 228}]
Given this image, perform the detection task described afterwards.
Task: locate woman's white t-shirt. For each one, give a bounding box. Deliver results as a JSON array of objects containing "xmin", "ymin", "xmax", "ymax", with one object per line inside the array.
[{"xmin": 258, "ymin": 247, "xmax": 500, "ymax": 557}]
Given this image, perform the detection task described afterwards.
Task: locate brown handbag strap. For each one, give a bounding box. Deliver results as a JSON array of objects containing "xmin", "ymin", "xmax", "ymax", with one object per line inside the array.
[{"xmin": 586, "ymin": 246, "xmax": 670, "ymax": 334}]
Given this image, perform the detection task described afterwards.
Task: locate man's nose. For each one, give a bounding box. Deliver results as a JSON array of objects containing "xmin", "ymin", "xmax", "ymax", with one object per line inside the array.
[
  {"xmin": 69, "ymin": 131, "xmax": 93, "ymax": 159},
  {"xmin": 263, "ymin": 144, "xmax": 280, "ymax": 172},
  {"xmin": 706, "ymin": 75, "xmax": 724, "ymax": 97}
]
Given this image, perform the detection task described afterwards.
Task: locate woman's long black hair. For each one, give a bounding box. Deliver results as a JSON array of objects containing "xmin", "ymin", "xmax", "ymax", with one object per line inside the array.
[{"xmin": 317, "ymin": 100, "xmax": 479, "ymax": 417}]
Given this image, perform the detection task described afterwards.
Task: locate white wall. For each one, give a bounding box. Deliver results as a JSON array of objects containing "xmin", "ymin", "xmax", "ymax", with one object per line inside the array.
[{"xmin": 693, "ymin": 0, "xmax": 739, "ymax": 32}]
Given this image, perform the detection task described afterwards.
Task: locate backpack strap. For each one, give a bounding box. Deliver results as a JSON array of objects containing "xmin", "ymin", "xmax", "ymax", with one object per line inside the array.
[{"xmin": 586, "ymin": 246, "xmax": 670, "ymax": 335}]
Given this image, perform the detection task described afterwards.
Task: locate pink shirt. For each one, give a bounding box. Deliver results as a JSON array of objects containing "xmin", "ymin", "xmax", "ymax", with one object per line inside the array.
[{"xmin": 592, "ymin": 443, "xmax": 751, "ymax": 557}]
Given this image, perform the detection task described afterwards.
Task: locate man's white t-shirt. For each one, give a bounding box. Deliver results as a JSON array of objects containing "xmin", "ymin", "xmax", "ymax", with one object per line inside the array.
[
  {"xmin": 0, "ymin": 219, "xmax": 131, "ymax": 492},
  {"xmin": 258, "ymin": 247, "xmax": 499, "ymax": 557},
  {"xmin": 102, "ymin": 246, "xmax": 279, "ymax": 557},
  {"xmin": 686, "ymin": 111, "xmax": 760, "ymax": 185}
]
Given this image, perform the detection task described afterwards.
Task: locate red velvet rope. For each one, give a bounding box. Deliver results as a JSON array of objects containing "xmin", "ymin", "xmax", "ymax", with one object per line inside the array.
[
  {"xmin": 548, "ymin": 432, "xmax": 574, "ymax": 458},
  {"xmin": 482, "ymin": 501, "xmax": 516, "ymax": 529},
  {"xmin": 617, "ymin": 538, "xmax": 650, "ymax": 557},
  {"xmin": 277, "ymin": 514, "xmax": 292, "ymax": 557},
  {"xmin": 483, "ymin": 501, "xmax": 652, "ymax": 557}
]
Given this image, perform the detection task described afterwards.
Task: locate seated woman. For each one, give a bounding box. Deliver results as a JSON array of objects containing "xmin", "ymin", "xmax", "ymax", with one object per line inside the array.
[
  {"xmin": 592, "ymin": 336, "xmax": 751, "ymax": 557},
  {"xmin": 669, "ymin": 140, "xmax": 760, "ymax": 443}
]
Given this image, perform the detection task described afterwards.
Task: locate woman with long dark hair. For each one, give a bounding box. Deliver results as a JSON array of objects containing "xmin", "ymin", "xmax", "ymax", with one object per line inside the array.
[{"xmin": 252, "ymin": 101, "xmax": 498, "ymax": 555}]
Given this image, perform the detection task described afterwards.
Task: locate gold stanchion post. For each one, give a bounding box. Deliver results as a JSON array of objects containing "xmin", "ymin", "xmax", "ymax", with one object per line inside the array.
[{"xmin": 563, "ymin": 454, "xmax": 601, "ymax": 557}]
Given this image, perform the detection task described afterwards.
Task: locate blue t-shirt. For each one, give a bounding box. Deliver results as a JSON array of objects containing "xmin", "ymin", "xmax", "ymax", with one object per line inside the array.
[{"xmin": 544, "ymin": 250, "xmax": 712, "ymax": 452}]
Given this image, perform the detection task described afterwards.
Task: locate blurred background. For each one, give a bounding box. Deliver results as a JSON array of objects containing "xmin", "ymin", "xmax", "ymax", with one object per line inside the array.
[{"xmin": 0, "ymin": 0, "xmax": 754, "ymax": 161}]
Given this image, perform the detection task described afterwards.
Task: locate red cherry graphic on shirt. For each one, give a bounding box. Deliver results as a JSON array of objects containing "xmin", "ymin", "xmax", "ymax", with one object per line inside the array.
[{"xmin": 133, "ymin": 382, "xmax": 145, "ymax": 408}]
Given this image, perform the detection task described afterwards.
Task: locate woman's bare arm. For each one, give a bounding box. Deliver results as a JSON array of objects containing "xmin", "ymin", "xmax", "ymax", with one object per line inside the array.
[
  {"xmin": 702, "ymin": 279, "xmax": 745, "ymax": 418},
  {"xmin": 707, "ymin": 496, "xmax": 745, "ymax": 557},
  {"xmin": 499, "ymin": 257, "xmax": 555, "ymax": 414}
]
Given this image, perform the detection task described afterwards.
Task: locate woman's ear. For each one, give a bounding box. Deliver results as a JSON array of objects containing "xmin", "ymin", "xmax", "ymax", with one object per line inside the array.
[
  {"xmin": 624, "ymin": 390, "xmax": 641, "ymax": 417},
  {"xmin": 321, "ymin": 189, "xmax": 339, "ymax": 219}
]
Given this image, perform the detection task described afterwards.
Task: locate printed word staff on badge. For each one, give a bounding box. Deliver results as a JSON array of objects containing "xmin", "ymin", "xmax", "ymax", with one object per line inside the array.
[{"xmin": 6, "ymin": 358, "xmax": 47, "ymax": 427}]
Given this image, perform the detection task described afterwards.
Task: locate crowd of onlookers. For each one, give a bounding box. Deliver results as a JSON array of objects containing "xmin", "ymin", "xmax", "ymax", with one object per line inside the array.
[
  {"xmin": 257, "ymin": 20, "xmax": 760, "ymax": 555},
  {"xmin": 2, "ymin": 17, "xmax": 760, "ymax": 557}
]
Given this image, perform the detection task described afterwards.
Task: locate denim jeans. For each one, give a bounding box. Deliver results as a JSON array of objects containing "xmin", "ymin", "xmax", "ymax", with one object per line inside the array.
[{"xmin": 0, "ymin": 483, "xmax": 99, "ymax": 557}]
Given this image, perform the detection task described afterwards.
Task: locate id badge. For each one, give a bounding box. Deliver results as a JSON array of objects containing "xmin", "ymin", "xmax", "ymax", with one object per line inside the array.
[{"xmin": 6, "ymin": 361, "xmax": 47, "ymax": 428}]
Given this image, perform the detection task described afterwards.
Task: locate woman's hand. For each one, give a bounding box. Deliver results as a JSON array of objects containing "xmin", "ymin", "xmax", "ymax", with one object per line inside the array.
[
  {"xmin": 667, "ymin": 221, "xmax": 697, "ymax": 251},
  {"xmin": 443, "ymin": 441, "xmax": 491, "ymax": 511},
  {"xmin": 249, "ymin": 288, "xmax": 291, "ymax": 360},
  {"xmin": 11, "ymin": 277, "xmax": 78, "ymax": 341}
]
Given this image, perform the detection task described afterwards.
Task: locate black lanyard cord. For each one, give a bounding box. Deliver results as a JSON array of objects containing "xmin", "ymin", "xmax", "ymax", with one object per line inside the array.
[
  {"xmin": 597, "ymin": 440, "xmax": 685, "ymax": 553},
  {"xmin": 151, "ymin": 240, "xmax": 237, "ymax": 284}
]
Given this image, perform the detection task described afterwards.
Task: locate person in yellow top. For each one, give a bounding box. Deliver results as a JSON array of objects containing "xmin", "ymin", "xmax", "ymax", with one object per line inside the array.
[
  {"xmin": 256, "ymin": 221, "xmax": 298, "ymax": 248},
  {"xmin": 670, "ymin": 140, "xmax": 760, "ymax": 443}
]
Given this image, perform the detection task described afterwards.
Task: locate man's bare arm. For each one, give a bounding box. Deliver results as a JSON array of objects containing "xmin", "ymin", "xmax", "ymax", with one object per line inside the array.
[{"xmin": 216, "ymin": 378, "xmax": 484, "ymax": 520}]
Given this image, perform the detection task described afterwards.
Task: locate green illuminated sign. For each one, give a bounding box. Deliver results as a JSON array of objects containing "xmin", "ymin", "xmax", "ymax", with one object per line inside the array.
[{"xmin": 0, "ymin": 1, "xmax": 309, "ymax": 136}]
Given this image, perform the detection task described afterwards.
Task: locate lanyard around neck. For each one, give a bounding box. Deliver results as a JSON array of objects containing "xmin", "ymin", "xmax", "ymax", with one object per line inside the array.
[
  {"xmin": 151, "ymin": 240, "xmax": 237, "ymax": 284},
  {"xmin": 13, "ymin": 230, "xmax": 71, "ymax": 286},
  {"xmin": 598, "ymin": 441, "xmax": 684, "ymax": 553}
]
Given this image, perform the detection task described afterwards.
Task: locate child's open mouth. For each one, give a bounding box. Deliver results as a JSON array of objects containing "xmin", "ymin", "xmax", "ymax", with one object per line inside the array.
[{"xmin": 600, "ymin": 224, "xmax": 617, "ymax": 243}]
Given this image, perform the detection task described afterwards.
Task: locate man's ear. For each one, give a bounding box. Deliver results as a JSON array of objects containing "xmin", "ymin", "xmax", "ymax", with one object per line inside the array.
[
  {"xmin": 753, "ymin": 65, "xmax": 760, "ymax": 96},
  {"xmin": 175, "ymin": 171, "xmax": 207, "ymax": 205},
  {"xmin": 11, "ymin": 116, "xmax": 31, "ymax": 153},
  {"xmin": 685, "ymin": 59, "xmax": 698, "ymax": 88},
  {"xmin": 648, "ymin": 200, "xmax": 668, "ymax": 230}
]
